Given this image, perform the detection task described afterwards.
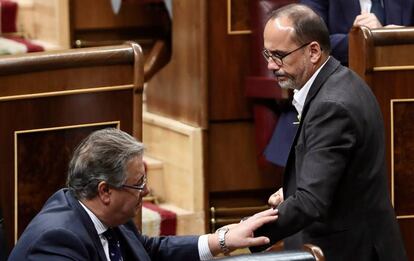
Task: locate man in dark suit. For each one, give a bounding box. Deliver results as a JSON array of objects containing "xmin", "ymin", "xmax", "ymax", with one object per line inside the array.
[
  {"xmin": 8, "ymin": 128, "xmax": 278, "ymax": 260},
  {"xmin": 252, "ymin": 4, "xmax": 407, "ymax": 260},
  {"xmin": 300, "ymin": 0, "xmax": 414, "ymax": 65}
]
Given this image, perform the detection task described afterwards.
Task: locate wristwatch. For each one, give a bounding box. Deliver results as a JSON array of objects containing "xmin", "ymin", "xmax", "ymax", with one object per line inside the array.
[{"xmin": 216, "ymin": 227, "xmax": 230, "ymax": 254}]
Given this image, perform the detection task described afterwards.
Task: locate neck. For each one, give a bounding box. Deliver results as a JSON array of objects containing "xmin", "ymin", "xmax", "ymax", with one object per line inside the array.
[{"xmin": 81, "ymin": 198, "xmax": 111, "ymax": 227}]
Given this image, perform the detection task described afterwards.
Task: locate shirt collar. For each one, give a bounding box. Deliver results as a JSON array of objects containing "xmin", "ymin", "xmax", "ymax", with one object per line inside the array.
[
  {"xmin": 79, "ymin": 200, "xmax": 108, "ymax": 235},
  {"xmin": 292, "ymin": 57, "xmax": 330, "ymax": 118}
]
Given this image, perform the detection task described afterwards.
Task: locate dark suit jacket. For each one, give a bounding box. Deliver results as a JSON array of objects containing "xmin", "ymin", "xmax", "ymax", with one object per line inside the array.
[
  {"xmin": 300, "ymin": 0, "xmax": 414, "ymax": 64},
  {"xmin": 8, "ymin": 189, "xmax": 199, "ymax": 261},
  {"xmin": 251, "ymin": 57, "xmax": 407, "ymax": 260}
]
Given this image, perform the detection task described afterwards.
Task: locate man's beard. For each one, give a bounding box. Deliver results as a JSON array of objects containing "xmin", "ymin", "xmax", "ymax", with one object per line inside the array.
[{"xmin": 274, "ymin": 72, "xmax": 297, "ymax": 90}]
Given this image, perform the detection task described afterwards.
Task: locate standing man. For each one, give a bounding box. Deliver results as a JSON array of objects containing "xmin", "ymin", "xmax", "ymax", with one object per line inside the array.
[
  {"xmin": 9, "ymin": 128, "xmax": 278, "ymax": 260},
  {"xmin": 301, "ymin": 0, "xmax": 414, "ymax": 65},
  {"xmin": 251, "ymin": 4, "xmax": 407, "ymax": 260}
]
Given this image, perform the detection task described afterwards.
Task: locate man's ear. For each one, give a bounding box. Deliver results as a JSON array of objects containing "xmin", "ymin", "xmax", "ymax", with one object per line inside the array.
[
  {"xmin": 97, "ymin": 181, "xmax": 111, "ymax": 204},
  {"xmin": 309, "ymin": 41, "xmax": 322, "ymax": 63}
]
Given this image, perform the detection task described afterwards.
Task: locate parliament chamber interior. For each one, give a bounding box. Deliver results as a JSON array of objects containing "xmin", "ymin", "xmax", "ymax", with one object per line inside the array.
[{"xmin": 0, "ymin": 0, "xmax": 413, "ymax": 260}]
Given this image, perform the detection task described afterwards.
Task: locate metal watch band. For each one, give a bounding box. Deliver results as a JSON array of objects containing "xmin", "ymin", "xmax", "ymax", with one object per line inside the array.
[{"xmin": 217, "ymin": 227, "xmax": 230, "ymax": 254}]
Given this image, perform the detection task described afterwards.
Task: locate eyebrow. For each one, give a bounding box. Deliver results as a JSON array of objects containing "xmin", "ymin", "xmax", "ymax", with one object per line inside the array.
[{"xmin": 267, "ymin": 48, "xmax": 287, "ymax": 57}]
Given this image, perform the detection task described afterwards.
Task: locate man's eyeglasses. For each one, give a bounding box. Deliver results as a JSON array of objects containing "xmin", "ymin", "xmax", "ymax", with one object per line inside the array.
[
  {"xmin": 262, "ymin": 42, "xmax": 311, "ymax": 66},
  {"xmin": 122, "ymin": 175, "xmax": 147, "ymax": 191}
]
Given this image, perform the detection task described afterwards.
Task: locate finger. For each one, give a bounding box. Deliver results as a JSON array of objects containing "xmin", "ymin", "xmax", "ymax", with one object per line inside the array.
[
  {"xmin": 353, "ymin": 14, "xmax": 365, "ymax": 25},
  {"xmin": 251, "ymin": 208, "xmax": 278, "ymax": 219},
  {"xmin": 248, "ymin": 215, "xmax": 278, "ymax": 231},
  {"xmin": 354, "ymin": 13, "xmax": 372, "ymax": 25},
  {"xmin": 244, "ymin": 236, "xmax": 271, "ymax": 247},
  {"xmin": 268, "ymin": 195, "xmax": 281, "ymax": 207}
]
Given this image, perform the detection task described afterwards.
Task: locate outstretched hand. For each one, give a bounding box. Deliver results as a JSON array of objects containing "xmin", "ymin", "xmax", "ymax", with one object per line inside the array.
[{"xmin": 208, "ymin": 208, "xmax": 278, "ymax": 255}]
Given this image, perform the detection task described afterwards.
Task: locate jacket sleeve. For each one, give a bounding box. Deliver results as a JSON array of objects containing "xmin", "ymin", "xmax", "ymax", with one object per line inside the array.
[
  {"xmin": 251, "ymin": 100, "xmax": 357, "ymax": 251},
  {"xmin": 140, "ymin": 233, "xmax": 200, "ymax": 261}
]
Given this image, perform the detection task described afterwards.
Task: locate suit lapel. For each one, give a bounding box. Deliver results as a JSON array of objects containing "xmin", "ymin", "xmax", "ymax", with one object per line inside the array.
[
  {"xmin": 118, "ymin": 225, "xmax": 151, "ymax": 261},
  {"xmin": 301, "ymin": 57, "xmax": 340, "ymax": 119},
  {"xmin": 283, "ymin": 57, "xmax": 341, "ymax": 193},
  {"xmin": 66, "ymin": 191, "xmax": 108, "ymax": 261}
]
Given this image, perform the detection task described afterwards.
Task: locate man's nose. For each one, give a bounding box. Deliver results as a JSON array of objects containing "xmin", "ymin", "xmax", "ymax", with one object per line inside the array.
[
  {"xmin": 141, "ymin": 184, "xmax": 150, "ymax": 197},
  {"xmin": 267, "ymin": 60, "xmax": 281, "ymax": 71}
]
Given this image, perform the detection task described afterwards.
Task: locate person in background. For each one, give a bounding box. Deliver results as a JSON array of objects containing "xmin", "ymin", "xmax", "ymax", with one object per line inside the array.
[
  {"xmin": 251, "ymin": 4, "xmax": 407, "ymax": 260},
  {"xmin": 301, "ymin": 0, "xmax": 414, "ymax": 65},
  {"xmin": 8, "ymin": 128, "xmax": 278, "ymax": 261}
]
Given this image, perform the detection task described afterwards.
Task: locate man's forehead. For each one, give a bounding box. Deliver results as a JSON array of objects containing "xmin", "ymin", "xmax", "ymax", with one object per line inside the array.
[
  {"xmin": 126, "ymin": 156, "xmax": 145, "ymax": 174},
  {"xmin": 264, "ymin": 17, "xmax": 295, "ymax": 50}
]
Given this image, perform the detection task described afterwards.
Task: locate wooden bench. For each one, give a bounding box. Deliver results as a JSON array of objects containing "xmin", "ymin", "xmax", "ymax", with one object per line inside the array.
[
  {"xmin": 349, "ymin": 25, "xmax": 414, "ymax": 260},
  {"xmin": 0, "ymin": 42, "xmax": 144, "ymax": 254}
]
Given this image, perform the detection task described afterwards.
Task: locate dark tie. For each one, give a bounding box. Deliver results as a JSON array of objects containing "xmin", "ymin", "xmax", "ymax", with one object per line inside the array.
[
  {"xmin": 371, "ymin": 0, "xmax": 385, "ymax": 25},
  {"xmin": 103, "ymin": 228, "xmax": 123, "ymax": 261}
]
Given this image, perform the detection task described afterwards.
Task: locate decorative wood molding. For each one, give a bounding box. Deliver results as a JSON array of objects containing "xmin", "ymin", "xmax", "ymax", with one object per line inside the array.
[
  {"xmin": 227, "ymin": 0, "xmax": 251, "ymax": 35},
  {"xmin": 373, "ymin": 65, "xmax": 414, "ymax": 72},
  {"xmin": 0, "ymin": 84, "xmax": 134, "ymax": 101}
]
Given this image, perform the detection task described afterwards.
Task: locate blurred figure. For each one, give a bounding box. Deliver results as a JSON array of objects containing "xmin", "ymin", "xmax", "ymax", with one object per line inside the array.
[{"xmin": 301, "ymin": 0, "xmax": 414, "ymax": 65}]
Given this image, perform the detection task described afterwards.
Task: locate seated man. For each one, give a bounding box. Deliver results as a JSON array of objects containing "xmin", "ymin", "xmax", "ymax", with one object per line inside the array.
[{"xmin": 9, "ymin": 128, "xmax": 278, "ymax": 260}]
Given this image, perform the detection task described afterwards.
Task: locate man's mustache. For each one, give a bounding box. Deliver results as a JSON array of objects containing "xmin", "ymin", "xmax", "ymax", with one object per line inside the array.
[{"xmin": 273, "ymin": 71, "xmax": 287, "ymax": 77}]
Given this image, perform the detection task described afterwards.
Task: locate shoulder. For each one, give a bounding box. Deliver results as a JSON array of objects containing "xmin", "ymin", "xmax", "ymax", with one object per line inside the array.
[
  {"xmin": 9, "ymin": 227, "xmax": 91, "ymax": 260},
  {"xmin": 10, "ymin": 189, "xmax": 93, "ymax": 258}
]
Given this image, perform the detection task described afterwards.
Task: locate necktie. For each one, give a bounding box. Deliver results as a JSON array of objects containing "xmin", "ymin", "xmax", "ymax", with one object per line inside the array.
[
  {"xmin": 371, "ymin": 0, "xmax": 385, "ymax": 25},
  {"xmin": 103, "ymin": 228, "xmax": 123, "ymax": 261}
]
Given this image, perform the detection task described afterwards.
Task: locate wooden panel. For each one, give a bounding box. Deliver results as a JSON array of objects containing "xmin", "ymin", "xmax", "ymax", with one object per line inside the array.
[
  {"xmin": 374, "ymin": 45, "xmax": 414, "ymax": 67},
  {"xmin": 349, "ymin": 27, "xmax": 414, "ymax": 260},
  {"xmin": 208, "ymin": 122, "xmax": 281, "ymax": 192},
  {"xmin": 146, "ymin": 0, "xmax": 208, "ymax": 127},
  {"xmin": 71, "ymin": 0, "xmax": 166, "ymax": 30},
  {"xmin": 392, "ymin": 101, "xmax": 414, "ymax": 216},
  {"xmin": 0, "ymin": 90, "xmax": 133, "ymax": 248},
  {"xmin": 208, "ymin": 0, "xmax": 252, "ymax": 121},
  {"xmin": 228, "ymin": 0, "xmax": 251, "ymax": 33},
  {"xmin": 16, "ymin": 123, "xmax": 119, "ymax": 238},
  {"xmin": 0, "ymin": 66, "xmax": 132, "ymax": 97},
  {"xmin": 398, "ymin": 219, "xmax": 414, "ymax": 260}
]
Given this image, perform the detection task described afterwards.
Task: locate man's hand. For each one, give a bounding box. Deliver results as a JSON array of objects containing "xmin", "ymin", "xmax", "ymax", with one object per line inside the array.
[
  {"xmin": 268, "ymin": 187, "xmax": 284, "ymax": 208},
  {"xmin": 207, "ymin": 208, "xmax": 278, "ymax": 255},
  {"xmin": 353, "ymin": 11, "xmax": 382, "ymax": 28}
]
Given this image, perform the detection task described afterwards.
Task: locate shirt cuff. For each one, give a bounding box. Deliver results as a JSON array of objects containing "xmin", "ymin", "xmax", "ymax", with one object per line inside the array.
[{"xmin": 198, "ymin": 234, "xmax": 214, "ymax": 260}]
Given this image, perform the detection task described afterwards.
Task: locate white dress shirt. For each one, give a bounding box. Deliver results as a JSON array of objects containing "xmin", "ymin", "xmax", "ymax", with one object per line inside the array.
[
  {"xmin": 79, "ymin": 201, "xmax": 214, "ymax": 260},
  {"xmin": 292, "ymin": 57, "xmax": 330, "ymax": 117},
  {"xmin": 79, "ymin": 201, "xmax": 111, "ymax": 261},
  {"xmin": 359, "ymin": 0, "xmax": 384, "ymax": 13}
]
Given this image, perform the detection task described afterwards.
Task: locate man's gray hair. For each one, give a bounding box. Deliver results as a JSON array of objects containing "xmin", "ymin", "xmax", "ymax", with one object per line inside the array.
[{"xmin": 66, "ymin": 128, "xmax": 144, "ymax": 199}]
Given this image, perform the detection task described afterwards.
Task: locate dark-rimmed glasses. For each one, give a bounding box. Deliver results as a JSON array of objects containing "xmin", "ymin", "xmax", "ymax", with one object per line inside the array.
[
  {"xmin": 262, "ymin": 42, "xmax": 311, "ymax": 66},
  {"xmin": 122, "ymin": 175, "xmax": 147, "ymax": 191}
]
